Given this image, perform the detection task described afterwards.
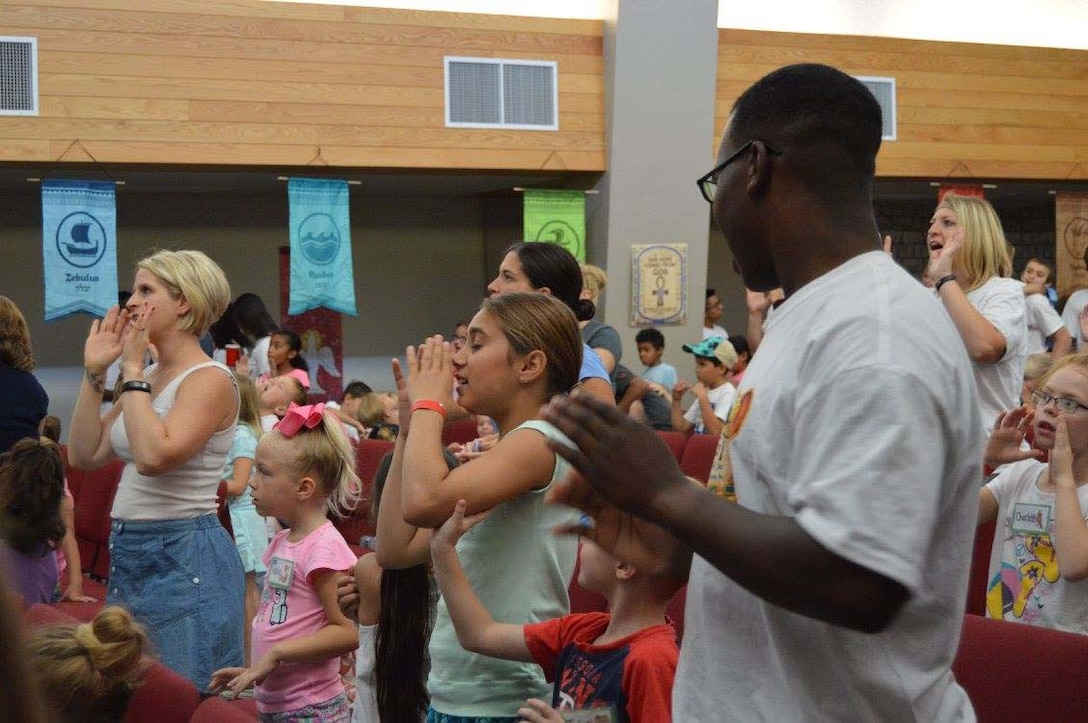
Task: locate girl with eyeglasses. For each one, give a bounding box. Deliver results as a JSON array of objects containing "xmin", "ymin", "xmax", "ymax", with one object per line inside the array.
[{"xmin": 978, "ymin": 353, "xmax": 1088, "ymax": 634}]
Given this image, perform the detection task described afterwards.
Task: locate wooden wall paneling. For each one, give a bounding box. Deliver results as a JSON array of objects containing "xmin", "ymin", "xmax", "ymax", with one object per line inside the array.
[
  {"xmin": 2, "ymin": 0, "xmax": 606, "ymax": 171},
  {"xmin": 714, "ymin": 29, "xmax": 1088, "ymax": 180}
]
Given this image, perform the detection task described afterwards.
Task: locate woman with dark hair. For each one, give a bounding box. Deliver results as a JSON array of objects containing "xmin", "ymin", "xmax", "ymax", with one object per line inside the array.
[
  {"xmin": 0, "ymin": 296, "xmax": 48, "ymax": 454},
  {"xmin": 231, "ymin": 292, "xmax": 278, "ymax": 379},
  {"xmin": 487, "ymin": 242, "xmax": 613, "ymax": 403}
]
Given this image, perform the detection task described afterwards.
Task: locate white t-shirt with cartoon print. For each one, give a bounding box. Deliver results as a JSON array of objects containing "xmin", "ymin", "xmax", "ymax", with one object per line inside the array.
[{"xmin": 984, "ymin": 459, "xmax": 1088, "ymax": 634}]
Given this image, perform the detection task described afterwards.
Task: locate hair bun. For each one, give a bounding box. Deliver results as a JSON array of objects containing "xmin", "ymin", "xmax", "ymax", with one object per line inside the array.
[{"xmin": 573, "ymin": 298, "xmax": 596, "ymax": 323}]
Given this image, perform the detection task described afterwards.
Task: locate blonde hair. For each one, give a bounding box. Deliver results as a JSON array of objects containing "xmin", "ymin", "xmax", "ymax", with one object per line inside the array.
[
  {"xmin": 581, "ymin": 264, "xmax": 608, "ymax": 305},
  {"xmin": 236, "ymin": 375, "xmax": 262, "ymax": 440},
  {"xmin": 937, "ymin": 194, "xmax": 1012, "ymax": 291},
  {"xmin": 1024, "ymin": 352, "xmax": 1054, "ymax": 382},
  {"xmin": 1037, "ymin": 353, "xmax": 1088, "ymax": 391},
  {"xmin": 26, "ymin": 606, "xmax": 151, "ymax": 723},
  {"xmin": 136, "ymin": 249, "xmax": 230, "ymax": 337},
  {"xmin": 267, "ymin": 410, "xmax": 360, "ymax": 517},
  {"xmin": 0, "ymin": 296, "xmax": 34, "ymax": 371},
  {"xmin": 356, "ymin": 392, "xmax": 387, "ymax": 428}
]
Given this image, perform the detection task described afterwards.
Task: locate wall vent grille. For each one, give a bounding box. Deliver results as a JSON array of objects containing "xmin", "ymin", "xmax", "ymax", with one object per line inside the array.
[
  {"xmin": 446, "ymin": 57, "xmax": 557, "ymax": 130},
  {"xmin": 856, "ymin": 76, "xmax": 896, "ymax": 141},
  {"xmin": 0, "ymin": 37, "xmax": 38, "ymax": 116}
]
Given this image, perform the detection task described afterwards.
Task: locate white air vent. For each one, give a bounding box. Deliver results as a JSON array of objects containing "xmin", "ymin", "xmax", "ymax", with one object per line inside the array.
[
  {"xmin": 0, "ymin": 36, "xmax": 38, "ymax": 116},
  {"xmin": 445, "ymin": 57, "xmax": 557, "ymax": 131},
  {"xmin": 855, "ymin": 76, "xmax": 896, "ymax": 141}
]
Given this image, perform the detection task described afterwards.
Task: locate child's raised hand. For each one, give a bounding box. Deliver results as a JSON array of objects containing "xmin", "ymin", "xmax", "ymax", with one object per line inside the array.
[
  {"xmin": 431, "ymin": 499, "xmax": 490, "ymax": 552},
  {"xmin": 235, "ymin": 354, "xmax": 252, "ymax": 378},
  {"xmin": 1051, "ymin": 416, "xmax": 1075, "ymax": 490},
  {"xmin": 405, "ymin": 336, "xmax": 455, "ymax": 410},
  {"xmin": 671, "ymin": 380, "xmax": 690, "ymax": 402},
  {"xmin": 983, "ymin": 407, "xmax": 1044, "ymax": 469},
  {"xmin": 515, "ymin": 698, "xmax": 564, "ymax": 722},
  {"xmin": 391, "ymin": 357, "xmax": 413, "ymax": 433}
]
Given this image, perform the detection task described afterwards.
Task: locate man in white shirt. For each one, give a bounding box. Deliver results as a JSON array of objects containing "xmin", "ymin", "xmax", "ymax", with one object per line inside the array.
[{"xmin": 543, "ymin": 63, "xmax": 981, "ymax": 721}]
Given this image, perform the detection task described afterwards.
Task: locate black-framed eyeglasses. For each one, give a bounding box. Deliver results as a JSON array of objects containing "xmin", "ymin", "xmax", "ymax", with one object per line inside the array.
[
  {"xmin": 1032, "ymin": 390, "xmax": 1088, "ymax": 415},
  {"xmin": 697, "ymin": 139, "xmax": 783, "ymax": 204}
]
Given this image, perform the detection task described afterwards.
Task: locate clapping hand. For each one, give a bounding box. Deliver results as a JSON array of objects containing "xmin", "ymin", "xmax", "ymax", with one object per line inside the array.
[
  {"xmin": 983, "ymin": 406, "xmax": 1044, "ymax": 469},
  {"xmin": 542, "ymin": 393, "xmax": 691, "ymax": 578},
  {"xmin": 84, "ymin": 305, "xmax": 129, "ymax": 375},
  {"xmin": 406, "ymin": 336, "xmax": 455, "ymax": 410}
]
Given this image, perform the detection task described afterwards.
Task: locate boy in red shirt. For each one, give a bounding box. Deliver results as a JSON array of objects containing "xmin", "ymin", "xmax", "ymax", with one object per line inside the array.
[{"xmin": 431, "ymin": 499, "xmax": 681, "ymax": 722}]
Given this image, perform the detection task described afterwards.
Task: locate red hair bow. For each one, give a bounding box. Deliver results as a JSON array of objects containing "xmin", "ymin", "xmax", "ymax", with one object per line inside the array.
[{"xmin": 275, "ymin": 402, "xmax": 326, "ymax": 437}]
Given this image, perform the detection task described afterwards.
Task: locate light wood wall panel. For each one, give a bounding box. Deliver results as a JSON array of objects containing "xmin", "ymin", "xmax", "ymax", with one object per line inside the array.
[
  {"xmin": 1, "ymin": 0, "xmax": 605, "ymax": 171},
  {"xmin": 716, "ymin": 30, "xmax": 1088, "ymax": 180}
]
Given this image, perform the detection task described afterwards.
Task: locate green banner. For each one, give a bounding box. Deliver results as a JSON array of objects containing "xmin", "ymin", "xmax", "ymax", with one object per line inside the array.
[{"xmin": 523, "ymin": 189, "xmax": 585, "ymax": 262}]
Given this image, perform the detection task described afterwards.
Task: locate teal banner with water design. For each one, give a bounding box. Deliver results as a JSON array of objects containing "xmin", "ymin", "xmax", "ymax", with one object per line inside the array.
[{"xmin": 288, "ymin": 178, "xmax": 357, "ymax": 316}]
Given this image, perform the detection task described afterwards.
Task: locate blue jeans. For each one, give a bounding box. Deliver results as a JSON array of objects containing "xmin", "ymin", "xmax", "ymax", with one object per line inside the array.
[{"xmin": 108, "ymin": 514, "xmax": 244, "ymax": 692}]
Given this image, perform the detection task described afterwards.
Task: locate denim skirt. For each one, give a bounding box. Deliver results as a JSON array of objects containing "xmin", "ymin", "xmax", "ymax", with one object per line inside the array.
[{"xmin": 108, "ymin": 513, "xmax": 245, "ymax": 692}]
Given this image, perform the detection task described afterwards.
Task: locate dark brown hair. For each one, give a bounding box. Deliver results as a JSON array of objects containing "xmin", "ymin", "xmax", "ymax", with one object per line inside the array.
[
  {"xmin": 0, "ymin": 439, "xmax": 65, "ymax": 554},
  {"xmin": 0, "ymin": 296, "xmax": 34, "ymax": 371}
]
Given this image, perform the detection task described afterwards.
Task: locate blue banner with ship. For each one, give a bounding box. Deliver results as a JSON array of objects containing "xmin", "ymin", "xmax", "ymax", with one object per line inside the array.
[
  {"xmin": 287, "ymin": 178, "xmax": 357, "ymax": 316},
  {"xmin": 41, "ymin": 180, "xmax": 119, "ymax": 322}
]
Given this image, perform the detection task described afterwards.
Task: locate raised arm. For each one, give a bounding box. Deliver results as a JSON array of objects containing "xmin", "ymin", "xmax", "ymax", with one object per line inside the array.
[
  {"xmin": 400, "ymin": 338, "xmax": 557, "ymax": 528},
  {"xmin": 122, "ymin": 365, "xmax": 237, "ymax": 476},
  {"xmin": 543, "ymin": 393, "xmax": 911, "ymax": 634},
  {"xmin": 429, "ymin": 500, "xmax": 533, "ymax": 662},
  {"xmin": 1048, "ymin": 418, "xmax": 1088, "ymax": 580},
  {"xmin": 68, "ymin": 306, "xmax": 128, "ymax": 469},
  {"xmin": 691, "ymin": 383, "xmax": 726, "ymax": 438},
  {"xmin": 374, "ymin": 359, "xmax": 432, "ymax": 570},
  {"xmin": 669, "ymin": 382, "xmax": 695, "ymax": 436},
  {"xmin": 930, "ymin": 245, "xmax": 1017, "ymax": 363}
]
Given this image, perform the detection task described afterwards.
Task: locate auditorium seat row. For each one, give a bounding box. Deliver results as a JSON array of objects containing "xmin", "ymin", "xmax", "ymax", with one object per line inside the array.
[{"xmin": 50, "ymin": 428, "xmax": 1084, "ymax": 721}]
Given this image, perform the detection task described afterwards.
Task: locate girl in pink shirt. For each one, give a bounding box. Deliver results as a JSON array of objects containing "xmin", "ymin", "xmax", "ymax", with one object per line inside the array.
[{"xmin": 211, "ymin": 403, "xmax": 359, "ymax": 722}]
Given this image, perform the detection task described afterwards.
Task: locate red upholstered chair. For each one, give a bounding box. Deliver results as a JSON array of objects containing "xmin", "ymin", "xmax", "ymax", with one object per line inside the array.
[
  {"xmin": 216, "ymin": 480, "xmax": 235, "ymax": 539},
  {"xmin": 952, "ymin": 614, "xmax": 1088, "ymax": 721},
  {"xmin": 23, "ymin": 604, "xmax": 202, "ymax": 723},
  {"xmin": 441, "ymin": 418, "xmax": 479, "ymax": 446},
  {"xmin": 334, "ymin": 438, "xmax": 395, "ymax": 551},
  {"xmin": 965, "ymin": 520, "xmax": 995, "ymax": 616},
  {"xmin": 124, "ymin": 661, "xmax": 202, "ymax": 723},
  {"xmin": 60, "ymin": 447, "xmax": 124, "ymax": 581},
  {"xmin": 189, "ymin": 694, "xmax": 259, "ymax": 721},
  {"xmin": 679, "ymin": 433, "xmax": 719, "ymax": 483},
  {"xmin": 655, "ymin": 431, "xmax": 688, "ymax": 463}
]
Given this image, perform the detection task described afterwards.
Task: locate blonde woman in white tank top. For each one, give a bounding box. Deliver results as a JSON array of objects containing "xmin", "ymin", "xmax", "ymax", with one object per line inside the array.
[{"xmin": 68, "ymin": 249, "xmax": 244, "ymax": 692}]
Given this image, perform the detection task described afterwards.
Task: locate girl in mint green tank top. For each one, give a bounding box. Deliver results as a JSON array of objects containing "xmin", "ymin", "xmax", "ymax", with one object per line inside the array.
[{"xmin": 376, "ymin": 293, "xmax": 585, "ymax": 720}]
